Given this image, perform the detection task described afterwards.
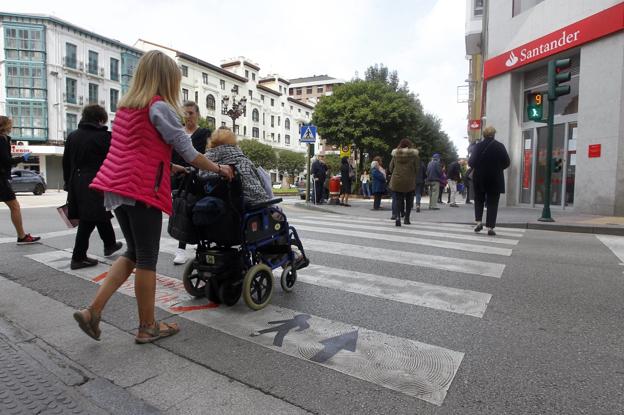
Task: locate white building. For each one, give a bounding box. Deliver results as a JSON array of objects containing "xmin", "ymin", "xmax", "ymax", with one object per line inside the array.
[
  {"xmin": 0, "ymin": 12, "xmax": 141, "ymax": 188},
  {"xmin": 472, "ymin": 0, "xmax": 624, "ymax": 215}
]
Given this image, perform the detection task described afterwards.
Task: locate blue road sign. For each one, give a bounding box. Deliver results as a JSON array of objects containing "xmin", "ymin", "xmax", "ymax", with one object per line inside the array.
[{"xmin": 300, "ymin": 125, "xmax": 317, "ymax": 143}]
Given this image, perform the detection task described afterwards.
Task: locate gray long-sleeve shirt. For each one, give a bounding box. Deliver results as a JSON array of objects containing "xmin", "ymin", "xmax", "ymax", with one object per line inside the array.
[{"xmin": 103, "ymin": 101, "xmax": 200, "ymax": 210}]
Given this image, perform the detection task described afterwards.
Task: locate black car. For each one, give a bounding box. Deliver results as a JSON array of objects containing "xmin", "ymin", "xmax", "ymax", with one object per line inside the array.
[{"xmin": 10, "ymin": 169, "xmax": 47, "ymax": 195}]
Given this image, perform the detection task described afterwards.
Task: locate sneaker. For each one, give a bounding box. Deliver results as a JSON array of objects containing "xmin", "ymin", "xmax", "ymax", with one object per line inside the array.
[
  {"xmin": 71, "ymin": 257, "xmax": 98, "ymax": 270},
  {"xmin": 104, "ymin": 241, "xmax": 123, "ymax": 257},
  {"xmin": 416, "ymin": 206, "xmax": 421, "ymax": 213},
  {"xmin": 390, "ymin": 216, "xmax": 396, "ymax": 220},
  {"xmin": 17, "ymin": 234, "xmax": 41, "ymax": 245},
  {"xmin": 488, "ymin": 229, "xmax": 496, "ymax": 236},
  {"xmin": 395, "ymin": 219, "xmax": 401, "ymax": 227},
  {"xmin": 474, "ymin": 223, "xmax": 484, "ymax": 233},
  {"xmin": 173, "ymin": 248, "xmax": 188, "ymax": 265},
  {"xmin": 450, "ymin": 203, "xmax": 459, "ymax": 207}
]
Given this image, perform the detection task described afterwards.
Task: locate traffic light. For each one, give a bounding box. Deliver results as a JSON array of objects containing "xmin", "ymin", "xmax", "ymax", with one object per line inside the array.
[
  {"xmin": 527, "ymin": 93, "xmax": 545, "ymax": 121},
  {"xmin": 548, "ymin": 58, "xmax": 571, "ymax": 99},
  {"xmin": 552, "ymin": 157, "xmax": 563, "ymax": 173}
]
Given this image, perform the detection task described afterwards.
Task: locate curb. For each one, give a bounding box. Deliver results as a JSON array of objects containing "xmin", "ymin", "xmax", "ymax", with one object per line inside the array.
[
  {"xmin": 448, "ymin": 221, "xmax": 624, "ymax": 236},
  {"xmin": 293, "ymin": 202, "xmax": 345, "ymax": 215}
]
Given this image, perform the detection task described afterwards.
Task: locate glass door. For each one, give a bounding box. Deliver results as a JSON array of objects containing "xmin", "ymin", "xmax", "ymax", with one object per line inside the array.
[
  {"xmin": 564, "ymin": 122, "xmax": 577, "ymax": 206},
  {"xmin": 520, "ymin": 129, "xmax": 533, "ymax": 204}
]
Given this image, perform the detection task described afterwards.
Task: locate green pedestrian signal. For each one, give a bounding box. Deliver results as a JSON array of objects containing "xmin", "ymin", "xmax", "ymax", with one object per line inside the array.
[
  {"xmin": 552, "ymin": 157, "xmax": 563, "ymax": 173},
  {"xmin": 548, "ymin": 58, "xmax": 572, "ymax": 99},
  {"xmin": 527, "ymin": 93, "xmax": 544, "ymax": 121}
]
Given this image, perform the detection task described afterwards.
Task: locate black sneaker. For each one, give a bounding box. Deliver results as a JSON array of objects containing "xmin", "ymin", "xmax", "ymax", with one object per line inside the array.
[
  {"xmin": 395, "ymin": 219, "xmax": 401, "ymax": 227},
  {"xmin": 104, "ymin": 241, "xmax": 123, "ymax": 257},
  {"xmin": 474, "ymin": 223, "xmax": 484, "ymax": 233},
  {"xmin": 416, "ymin": 206, "xmax": 421, "ymax": 213},
  {"xmin": 71, "ymin": 257, "xmax": 99, "ymax": 270},
  {"xmin": 17, "ymin": 234, "xmax": 41, "ymax": 245},
  {"xmin": 488, "ymin": 229, "xmax": 496, "ymax": 236}
]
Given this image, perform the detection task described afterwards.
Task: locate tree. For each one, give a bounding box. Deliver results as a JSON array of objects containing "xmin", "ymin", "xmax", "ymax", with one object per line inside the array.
[
  {"xmin": 276, "ymin": 149, "xmax": 305, "ymax": 177},
  {"xmin": 238, "ymin": 139, "xmax": 277, "ymax": 170}
]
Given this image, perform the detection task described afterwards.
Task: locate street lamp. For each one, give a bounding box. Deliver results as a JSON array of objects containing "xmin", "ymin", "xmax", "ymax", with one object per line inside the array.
[{"xmin": 221, "ymin": 87, "xmax": 247, "ymax": 132}]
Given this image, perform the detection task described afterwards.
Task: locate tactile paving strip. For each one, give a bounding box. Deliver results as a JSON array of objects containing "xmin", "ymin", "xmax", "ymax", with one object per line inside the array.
[{"xmin": 0, "ymin": 337, "xmax": 90, "ymax": 414}]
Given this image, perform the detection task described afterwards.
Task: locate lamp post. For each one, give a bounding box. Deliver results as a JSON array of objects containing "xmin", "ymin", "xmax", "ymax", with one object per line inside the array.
[{"xmin": 221, "ymin": 87, "xmax": 247, "ymax": 132}]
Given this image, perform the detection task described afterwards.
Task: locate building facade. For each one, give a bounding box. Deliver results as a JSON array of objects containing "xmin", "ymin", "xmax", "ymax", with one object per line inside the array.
[
  {"xmin": 470, "ymin": 0, "xmax": 624, "ymax": 215},
  {"xmin": 288, "ymin": 75, "xmax": 345, "ymax": 104},
  {"xmin": 0, "ymin": 12, "xmax": 141, "ymax": 188}
]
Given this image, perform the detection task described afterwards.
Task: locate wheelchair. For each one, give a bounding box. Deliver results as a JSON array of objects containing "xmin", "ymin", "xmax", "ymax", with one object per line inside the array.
[{"xmin": 174, "ymin": 170, "xmax": 309, "ymax": 310}]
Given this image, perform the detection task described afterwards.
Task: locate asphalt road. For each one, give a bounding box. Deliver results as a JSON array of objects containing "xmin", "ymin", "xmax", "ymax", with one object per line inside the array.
[{"xmin": 0, "ymin": 199, "xmax": 622, "ymax": 414}]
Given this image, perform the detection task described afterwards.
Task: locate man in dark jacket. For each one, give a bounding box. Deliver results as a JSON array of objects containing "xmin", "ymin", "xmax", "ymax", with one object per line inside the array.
[
  {"xmin": 425, "ymin": 154, "xmax": 442, "ymax": 210},
  {"xmin": 0, "ymin": 116, "xmax": 40, "ymax": 245},
  {"xmin": 414, "ymin": 159, "xmax": 427, "ymax": 212},
  {"xmin": 63, "ymin": 105, "xmax": 122, "ymax": 269},
  {"xmin": 468, "ymin": 126, "xmax": 510, "ymax": 236},
  {"xmin": 447, "ymin": 160, "xmax": 461, "ymax": 207},
  {"xmin": 311, "ymin": 153, "xmax": 328, "ymax": 204},
  {"xmin": 171, "ymin": 101, "xmax": 211, "ymax": 265}
]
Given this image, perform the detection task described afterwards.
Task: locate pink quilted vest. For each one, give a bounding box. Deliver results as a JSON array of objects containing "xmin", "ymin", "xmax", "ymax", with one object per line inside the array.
[{"xmin": 90, "ymin": 96, "xmax": 173, "ymax": 215}]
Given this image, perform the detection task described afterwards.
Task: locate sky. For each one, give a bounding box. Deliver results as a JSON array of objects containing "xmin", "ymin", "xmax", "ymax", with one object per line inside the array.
[{"xmin": 11, "ymin": 0, "xmax": 471, "ymax": 156}]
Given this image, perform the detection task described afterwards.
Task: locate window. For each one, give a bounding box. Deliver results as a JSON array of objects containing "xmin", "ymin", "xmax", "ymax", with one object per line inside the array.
[
  {"xmin": 245, "ymin": 70, "xmax": 249, "ymax": 78},
  {"xmin": 66, "ymin": 113, "xmax": 78, "ymax": 133},
  {"xmin": 252, "ymin": 108, "xmax": 259, "ymax": 122},
  {"xmin": 110, "ymin": 89, "xmax": 119, "ymax": 112},
  {"xmin": 271, "ymin": 115, "xmax": 274, "ymax": 127},
  {"xmin": 474, "ymin": 0, "xmax": 484, "ymax": 16},
  {"xmin": 232, "ymin": 85, "xmax": 239, "ymax": 94},
  {"xmin": 252, "ymin": 73, "xmax": 256, "ymax": 81},
  {"xmin": 65, "ymin": 43, "xmax": 77, "ymax": 68},
  {"xmin": 285, "ymin": 134, "xmax": 290, "ymax": 145},
  {"xmin": 317, "ymin": 86, "xmax": 324, "ymax": 93},
  {"xmin": 194, "ymin": 91, "xmax": 198, "ymax": 103},
  {"xmin": 182, "ymin": 88, "xmax": 189, "ymax": 101},
  {"xmin": 221, "ymin": 121, "xmax": 227, "ymax": 127},
  {"xmin": 281, "ymin": 102, "xmax": 284, "ymax": 108},
  {"xmin": 110, "ymin": 58, "xmax": 119, "ymax": 81},
  {"xmin": 289, "ymin": 88, "xmax": 293, "ymax": 95},
  {"xmin": 279, "ymin": 86, "xmax": 282, "ymax": 93},
  {"xmin": 6, "ymin": 63, "xmax": 46, "ymax": 99},
  {"xmin": 306, "ymin": 87, "xmax": 313, "ymax": 94},
  {"xmin": 249, "ymin": 90, "xmax": 253, "ymax": 99},
  {"xmin": 296, "ymin": 88, "xmax": 302, "ymax": 95},
  {"xmin": 243, "ymin": 126, "xmax": 247, "ymax": 136},
  {"xmin": 278, "ymin": 116, "xmax": 281, "ymax": 126},
  {"xmin": 271, "ymin": 98, "xmax": 274, "ymax": 107},
  {"xmin": 263, "ymin": 131, "xmax": 265, "ymax": 139},
  {"xmin": 305, "ymin": 111, "xmax": 309, "ymax": 117},
  {"xmin": 234, "ymin": 125, "xmax": 239, "ymax": 135},
  {"xmin": 181, "ymin": 65, "xmax": 188, "ymax": 77},
  {"xmin": 271, "ymin": 133, "xmax": 275, "ymax": 141},
  {"xmin": 88, "ymin": 83, "xmax": 98, "ymax": 104},
  {"xmin": 220, "ymin": 80, "xmax": 226, "ymax": 90},
  {"xmin": 65, "ymin": 78, "xmax": 77, "ymax": 104},
  {"xmin": 290, "ymin": 106, "xmax": 293, "ymax": 111},
  {"xmin": 206, "ymin": 94, "xmax": 216, "ymax": 110},
  {"xmin": 298, "ymin": 108, "xmax": 301, "ymax": 113},
  {"xmin": 262, "ymin": 113, "xmax": 265, "ymax": 125},
  {"xmin": 202, "ymin": 72, "xmax": 209, "ymax": 84},
  {"xmin": 285, "ymin": 118, "xmax": 290, "ymax": 130},
  {"xmin": 252, "ymin": 127, "xmax": 259, "ymax": 138},
  {"xmin": 513, "ymin": 0, "xmax": 544, "ymax": 16},
  {"xmin": 7, "ymin": 101, "xmax": 47, "ymax": 140},
  {"xmin": 206, "ymin": 116, "xmax": 216, "ymax": 130},
  {"xmin": 261, "ymin": 95, "xmax": 265, "ymax": 102},
  {"xmin": 88, "ymin": 50, "xmax": 98, "ymax": 75},
  {"xmin": 278, "ymin": 134, "xmax": 281, "ymax": 143}
]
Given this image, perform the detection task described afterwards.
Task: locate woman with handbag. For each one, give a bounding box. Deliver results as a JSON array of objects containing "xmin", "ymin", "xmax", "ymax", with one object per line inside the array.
[
  {"xmin": 62, "ymin": 105, "xmax": 122, "ymax": 269},
  {"xmin": 72, "ymin": 50, "xmax": 234, "ymax": 344},
  {"xmin": 468, "ymin": 126, "xmax": 510, "ymax": 236}
]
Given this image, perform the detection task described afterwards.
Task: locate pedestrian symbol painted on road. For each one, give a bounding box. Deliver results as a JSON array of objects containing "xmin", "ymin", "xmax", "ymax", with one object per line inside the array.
[
  {"xmin": 251, "ymin": 314, "xmax": 311, "ymax": 347},
  {"xmin": 310, "ymin": 330, "xmax": 358, "ymax": 363}
]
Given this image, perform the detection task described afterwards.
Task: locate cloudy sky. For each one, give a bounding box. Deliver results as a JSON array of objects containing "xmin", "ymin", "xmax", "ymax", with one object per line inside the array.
[{"xmin": 12, "ymin": 0, "xmax": 471, "ymax": 155}]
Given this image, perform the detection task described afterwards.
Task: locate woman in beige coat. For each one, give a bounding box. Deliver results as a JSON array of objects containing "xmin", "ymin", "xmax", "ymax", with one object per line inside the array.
[{"xmin": 388, "ymin": 139, "xmax": 420, "ymax": 226}]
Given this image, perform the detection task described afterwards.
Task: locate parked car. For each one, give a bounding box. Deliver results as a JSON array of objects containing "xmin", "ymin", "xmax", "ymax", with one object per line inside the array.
[
  {"xmin": 297, "ymin": 179, "xmax": 306, "ymax": 200},
  {"xmin": 10, "ymin": 169, "xmax": 47, "ymax": 195}
]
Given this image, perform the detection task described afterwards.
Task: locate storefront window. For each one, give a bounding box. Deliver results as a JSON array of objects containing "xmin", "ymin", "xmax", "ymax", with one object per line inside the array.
[
  {"xmin": 565, "ymin": 122, "xmax": 577, "ymax": 206},
  {"xmin": 534, "ymin": 124, "xmax": 565, "ymax": 205},
  {"xmin": 520, "ymin": 130, "xmax": 533, "ymax": 204}
]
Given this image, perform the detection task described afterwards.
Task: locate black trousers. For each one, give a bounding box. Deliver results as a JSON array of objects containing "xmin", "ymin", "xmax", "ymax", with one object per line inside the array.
[
  {"xmin": 314, "ymin": 178, "xmax": 324, "ymax": 203},
  {"xmin": 72, "ymin": 219, "xmax": 117, "ymax": 261},
  {"xmin": 474, "ymin": 191, "xmax": 501, "ymax": 228},
  {"xmin": 394, "ymin": 192, "xmax": 414, "ymax": 219},
  {"xmin": 373, "ymin": 193, "xmax": 382, "ymax": 209}
]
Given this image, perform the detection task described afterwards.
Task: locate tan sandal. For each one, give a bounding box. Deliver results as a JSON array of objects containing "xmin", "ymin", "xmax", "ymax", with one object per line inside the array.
[
  {"xmin": 73, "ymin": 307, "xmax": 101, "ymax": 341},
  {"xmin": 135, "ymin": 321, "xmax": 180, "ymax": 344}
]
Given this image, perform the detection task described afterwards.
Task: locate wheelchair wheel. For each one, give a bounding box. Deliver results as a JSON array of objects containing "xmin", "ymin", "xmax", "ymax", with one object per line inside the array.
[
  {"xmin": 242, "ymin": 264, "xmax": 273, "ymax": 310},
  {"xmin": 182, "ymin": 261, "xmax": 205, "ymax": 298},
  {"xmin": 280, "ymin": 265, "xmax": 296, "ymax": 292},
  {"xmin": 218, "ymin": 280, "xmax": 242, "ymax": 306},
  {"xmin": 204, "ymin": 277, "xmax": 220, "ymax": 304}
]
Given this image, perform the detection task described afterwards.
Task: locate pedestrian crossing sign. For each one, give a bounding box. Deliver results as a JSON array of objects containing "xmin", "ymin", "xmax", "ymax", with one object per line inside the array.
[{"xmin": 300, "ymin": 125, "xmax": 317, "ymax": 143}]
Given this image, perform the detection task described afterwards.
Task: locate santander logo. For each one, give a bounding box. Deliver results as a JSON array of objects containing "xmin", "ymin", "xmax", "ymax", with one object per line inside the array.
[{"xmin": 505, "ymin": 51, "xmax": 519, "ymax": 67}]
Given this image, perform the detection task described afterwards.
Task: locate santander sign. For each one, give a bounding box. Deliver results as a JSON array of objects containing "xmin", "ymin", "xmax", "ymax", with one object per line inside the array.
[{"xmin": 485, "ymin": 3, "xmax": 624, "ymax": 79}]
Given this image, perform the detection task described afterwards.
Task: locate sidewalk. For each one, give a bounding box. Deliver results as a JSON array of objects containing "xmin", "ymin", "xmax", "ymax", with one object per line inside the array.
[
  {"xmin": 0, "ymin": 276, "xmax": 308, "ymax": 415},
  {"xmin": 294, "ymin": 196, "xmax": 624, "ymax": 236},
  {"xmin": 0, "ymin": 191, "xmax": 68, "ymax": 210}
]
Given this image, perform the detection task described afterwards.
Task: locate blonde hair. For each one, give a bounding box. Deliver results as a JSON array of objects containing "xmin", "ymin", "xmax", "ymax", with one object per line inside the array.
[
  {"xmin": 118, "ymin": 50, "xmax": 182, "ymax": 113},
  {"xmin": 0, "ymin": 116, "xmax": 12, "ymax": 135},
  {"xmin": 483, "ymin": 125, "xmax": 497, "ymax": 138},
  {"xmin": 208, "ymin": 126, "xmax": 237, "ymax": 148}
]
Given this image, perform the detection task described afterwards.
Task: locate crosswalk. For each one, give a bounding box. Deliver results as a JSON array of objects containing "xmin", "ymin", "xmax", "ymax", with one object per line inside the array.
[{"xmin": 20, "ymin": 209, "xmax": 525, "ymax": 407}]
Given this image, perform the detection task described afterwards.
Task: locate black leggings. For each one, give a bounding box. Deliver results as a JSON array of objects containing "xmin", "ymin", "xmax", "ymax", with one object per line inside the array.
[
  {"xmin": 72, "ymin": 219, "xmax": 116, "ymax": 261},
  {"xmin": 474, "ymin": 191, "xmax": 500, "ymax": 228},
  {"xmin": 114, "ymin": 203, "xmax": 162, "ymax": 271},
  {"xmin": 394, "ymin": 192, "xmax": 414, "ymax": 219}
]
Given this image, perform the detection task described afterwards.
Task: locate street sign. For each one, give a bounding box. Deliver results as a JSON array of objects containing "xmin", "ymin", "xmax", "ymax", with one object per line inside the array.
[
  {"xmin": 300, "ymin": 125, "xmax": 317, "ymax": 143},
  {"xmin": 340, "ymin": 144, "xmax": 351, "ymax": 158},
  {"xmin": 468, "ymin": 119, "xmax": 481, "ymax": 130}
]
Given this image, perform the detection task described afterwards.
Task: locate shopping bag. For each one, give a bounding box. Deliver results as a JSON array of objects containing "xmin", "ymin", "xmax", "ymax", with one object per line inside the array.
[{"xmin": 57, "ymin": 204, "xmax": 79, "ymax": 228}]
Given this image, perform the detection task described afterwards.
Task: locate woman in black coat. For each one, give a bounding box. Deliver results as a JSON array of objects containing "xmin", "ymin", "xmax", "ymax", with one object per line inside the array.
[
  {"xmin": 62, "ymin": 105, "xmax": 122, "ymax": 269},
  {"xmin": 340, "ymin": 157, "xmax": 353, "ymax": 207},
  {"xmin": 468, "ymin": 126, "xmax": 510, "ymax": 236}
]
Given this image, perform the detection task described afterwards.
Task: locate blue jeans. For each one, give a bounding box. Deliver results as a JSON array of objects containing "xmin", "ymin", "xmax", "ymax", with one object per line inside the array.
[
  {"xmin": 414, "ymin": 183, "xmax": 424, "ymax": 206},
  {"xmin": 361, "ymin": 183, "xmax": 371, "ymax": 197}
]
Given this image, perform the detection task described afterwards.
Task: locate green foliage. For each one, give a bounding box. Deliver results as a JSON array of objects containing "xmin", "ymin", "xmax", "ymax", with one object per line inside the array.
[
  {"xmin": 323, "ymin": 154, "xmax": 342, "ymax": 176},
  {"xmin": 276, "ymin": 149, "xmax": 305, "ymax": 176},
  {"xmin": 238, "ymin": 139, "xmax": 277, "ymax": 170},
  {"xmin": 313, "ymin": 63, "xmax": 458, "ymax": 167},
  {"xmin": 197, "ymin": 116, "xmax": 212, "ymax": 131}
]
